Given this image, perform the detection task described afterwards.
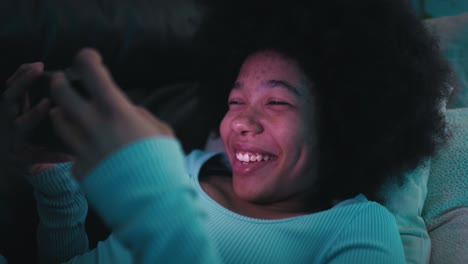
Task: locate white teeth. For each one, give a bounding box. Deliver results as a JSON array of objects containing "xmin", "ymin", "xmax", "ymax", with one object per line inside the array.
[{"xmin": 235, "ymin": 152, "xmax": 272, "ymax": 163}]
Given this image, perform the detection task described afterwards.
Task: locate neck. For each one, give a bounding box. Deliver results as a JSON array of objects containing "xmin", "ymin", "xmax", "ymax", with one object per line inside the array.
[
  {"xmin": 200, "ymin": 173, "xmax": 326, "ymax": 220},
  {"xmin": 231, "ymin": 191, "xmax": 326, "ymax": 220}
]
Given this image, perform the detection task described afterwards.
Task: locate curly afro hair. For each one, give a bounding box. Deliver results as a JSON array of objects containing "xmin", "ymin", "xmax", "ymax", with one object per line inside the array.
[{"xmin": 196, "ymin": 0, "xmax": 452, "ymax": 205}]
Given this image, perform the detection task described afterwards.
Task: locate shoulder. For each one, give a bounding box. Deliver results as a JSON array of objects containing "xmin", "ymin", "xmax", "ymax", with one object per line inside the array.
[
  {"xmin": 321, "ymin": 195, "xmax": 405, "ymax": 263},
  {"xmin": 331, "ymin": 194, "xmax": 397, "ymax": 227},
  {"xmin": 306, "ymin": 195, "xmax": 399, "ymax": 242}
]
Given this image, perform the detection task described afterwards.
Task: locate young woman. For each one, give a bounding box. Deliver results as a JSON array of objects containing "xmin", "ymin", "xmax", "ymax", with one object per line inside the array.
[{"xmin": 0, "ymin": 0, "xmax": 450, "ymax": 263}]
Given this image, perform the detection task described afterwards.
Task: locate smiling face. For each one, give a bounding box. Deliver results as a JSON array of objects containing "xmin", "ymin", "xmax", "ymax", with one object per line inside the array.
[{"xmin": 220, "ymin": 50, "xmax": 318, "ymax": 209}]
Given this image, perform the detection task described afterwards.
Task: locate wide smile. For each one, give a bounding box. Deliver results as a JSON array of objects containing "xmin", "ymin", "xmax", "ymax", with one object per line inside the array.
[
  {"xmin": 235, "ymin": 151, "xmax": 274, "ymax": 163},
  {"xmin": 231, "ymin": 149, "xmax": 278, "ymax": 175}
]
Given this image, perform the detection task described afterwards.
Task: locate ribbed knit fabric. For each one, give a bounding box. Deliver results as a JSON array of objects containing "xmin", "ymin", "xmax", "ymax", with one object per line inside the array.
[
  {"xmin": 27, "ymin": 162, "xmax": 89, "ymax": 264},
  {"xmin": 29, "ymin": 138, "xmax": 405, "ymax": 263},
  {"xmin": 80, "ymin": 138, "xmax": 221, "ymax": 263},
  {"xmin": 186, "ymin": 151, "xmax": 406, "ymax": 263}
]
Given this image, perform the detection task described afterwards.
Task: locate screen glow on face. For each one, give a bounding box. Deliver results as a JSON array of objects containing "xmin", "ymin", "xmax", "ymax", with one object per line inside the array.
[{"xmin": 220, "ymin": 50, "xmax": 318, "ymax": 207}]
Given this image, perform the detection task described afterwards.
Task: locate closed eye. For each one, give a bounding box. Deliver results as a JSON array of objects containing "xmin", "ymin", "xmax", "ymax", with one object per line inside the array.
[
  {"xmin": 228, "ymin": 99, "xmax": 245, "ymax": 108},
  {"xmin": 228, "ymin": 100, "xmax": 241, "ymax": 105},
  {"xmin": 267, "ymin": 100, "xmax": 290, "ymax": 106}
]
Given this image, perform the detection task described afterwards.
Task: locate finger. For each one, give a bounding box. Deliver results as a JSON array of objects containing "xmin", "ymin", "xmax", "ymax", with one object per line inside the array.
[
  {"xmin": 49, "ymin": 71, "xmax": 90, "ymax": 125},
  {"xmin": 135, "ymin": 106, "xmax": 155, "ymax": 119},
  {"xmin": 49, "ymin": 107, "xmax": 88, "ymax": 155},
  {"xmin": 3, "ymin": 63, "xmax": 44, "ymax": 117},
  {"xmin": 136, "ymin": 106, "xmax": 162, "ymax": 127},
  {"xmin": 71, "ymin": 48, "xmax": 129, "ymax": 108},
  {"xmin": 22, "ymin": 92, "xmax": 30, "ymax": 113},
  {"xmin": 5, "ymin": 64, "xmax": 29, "ymax": 86},
  {"xmin": 5, "ymin": 62, "xmax": 43, "ymax": 86},
  {"xmin": 4, "ymin": 62, "xmax": 44, "ymax": 101},
  {"xmin": 15, "ymin": 98, "xmax": 51, "ymax": 133},
  {"xmin": 136, "ymin": 106, "xmax": 175, "ymax": 136}
]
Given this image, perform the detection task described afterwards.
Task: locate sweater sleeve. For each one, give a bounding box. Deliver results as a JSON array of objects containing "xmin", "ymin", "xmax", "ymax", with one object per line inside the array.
[
  {"xmin": 27, "ymin": 163, "xmax": 89, "ymax": 264},
  {"xmin": 80, "ymin": 137, "xmax": 222, "ymax": 263},
  {"xmin": 325, "ymin": 202, "xmax": 406, "ymax": 264}
]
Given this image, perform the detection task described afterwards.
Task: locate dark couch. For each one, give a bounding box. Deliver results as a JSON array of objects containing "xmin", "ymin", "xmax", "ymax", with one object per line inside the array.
[
  {"xmin": 0, "ymin": 1, "xmax": 229, "ymax": 262},
  {"xmin": 0, "ymin": 0, "xmax": 231, "ymax": 152}
]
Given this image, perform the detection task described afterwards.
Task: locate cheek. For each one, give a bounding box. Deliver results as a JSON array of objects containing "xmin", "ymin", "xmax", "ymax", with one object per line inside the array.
[
  {"xmin": 279, "ymin": 132, "xmax": 304, "ymax": 153},
  {"xmin": 277, "ymin": 118, "xmax": 305, "ymax": 143},
  {"xmin": 275, "ymin": 118, "xmax": 314, "ymax": 160},
  {"xmin": 219, "ymin": 113, "xmax": 231, "ymax": 142}
]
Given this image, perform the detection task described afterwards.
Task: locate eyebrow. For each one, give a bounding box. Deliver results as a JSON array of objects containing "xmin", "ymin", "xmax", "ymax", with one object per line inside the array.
[{"xmin": 233, "ymin": 80, "xmax": 301, "ymax": 96}]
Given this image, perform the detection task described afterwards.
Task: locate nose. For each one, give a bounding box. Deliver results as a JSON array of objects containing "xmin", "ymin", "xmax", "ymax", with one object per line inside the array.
[{"xmin": 231, "ymin": 108, "xmax": 264, "ymax": 135}]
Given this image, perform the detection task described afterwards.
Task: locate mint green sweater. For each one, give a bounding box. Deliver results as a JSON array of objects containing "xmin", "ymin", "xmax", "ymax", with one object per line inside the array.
[{"xmin": 28, "ymin": 138, "xmax": 405, "ymax": 263}]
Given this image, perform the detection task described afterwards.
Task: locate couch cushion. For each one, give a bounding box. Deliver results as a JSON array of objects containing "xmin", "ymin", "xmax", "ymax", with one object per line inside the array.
[
  {"xmin": 425, "ymin": 12, "xmax": 468, "ymax": 107},
  {"xmin": 426, "ymin": 207, "xmax": 468, "ymax": 263},
  {"xmin": 423, "ymin": 108, "xmax": 468, "ymax": 263}
]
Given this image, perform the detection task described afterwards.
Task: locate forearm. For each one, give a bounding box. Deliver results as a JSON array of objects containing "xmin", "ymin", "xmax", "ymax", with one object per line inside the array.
[
  {"xmin": 28, "ymin": 163, "xmax": 89, "ymax": 264},
  {"xmin": 81, "ymin": 138, "xmax": 221, "ymax": 263}
]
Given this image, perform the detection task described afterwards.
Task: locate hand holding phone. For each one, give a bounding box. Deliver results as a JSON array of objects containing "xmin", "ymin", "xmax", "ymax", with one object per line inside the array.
[
  {"xmin": 1, "ymin": 62, "xmax": 73, "ymax": 174},
  {"xmin": 28, "ymin": 68, "xmax": 88, "ymax": 152},
  {"xmin": 49, "ymin": 48, "xmax": 174, "ymax": 179}
]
